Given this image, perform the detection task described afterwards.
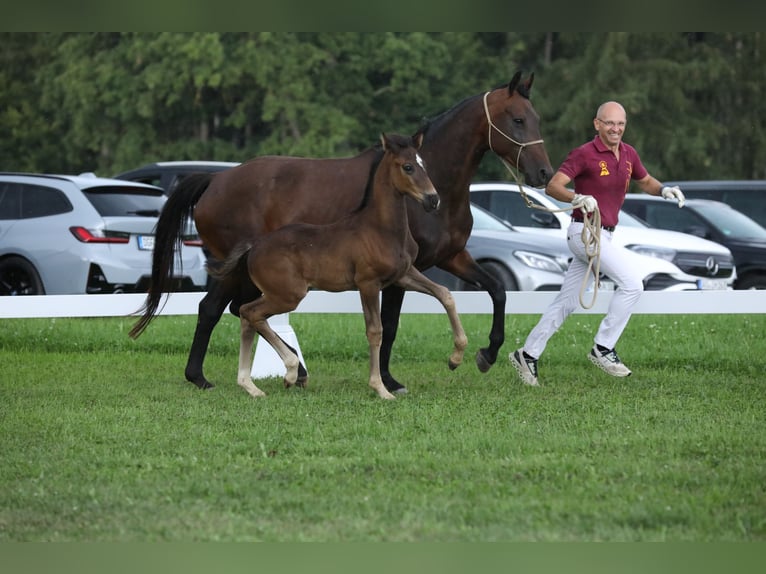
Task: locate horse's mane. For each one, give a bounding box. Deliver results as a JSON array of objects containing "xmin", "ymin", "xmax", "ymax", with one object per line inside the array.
[
  {"xmin": 353, "ymin": 144, "xmax": 385, "ymax": 213},
  {"xmin": 353, "ymin": 133, "xmax": 413, "ymax": 213},
  {"xmin": 414, "ymin": 93, "xmax": 478, "ymax": 140},
  {"xmin": 413, "ymin": 80, "xmax": 530, "ymax": 140}
]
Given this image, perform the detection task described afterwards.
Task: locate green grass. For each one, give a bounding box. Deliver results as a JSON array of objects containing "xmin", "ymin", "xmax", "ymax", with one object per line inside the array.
[{"xmin": 1, "ymin": 312, "xmax": 764, "ymax": 541}]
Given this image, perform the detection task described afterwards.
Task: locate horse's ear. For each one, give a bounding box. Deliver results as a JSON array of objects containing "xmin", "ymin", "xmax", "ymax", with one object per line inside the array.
[
  {"xmin": 413, "ymin": 132, "xmax": 424, "ymax": 150},
  {"xmin": 380, "ymin": 132, "xmax": 389, "ymax": 151},
  {"xmin": 525, "ymin": 72, "xmax": 535, "ymax": 91},
  {"xmin": 508, "ymin": 70, "xmax": 523, "ymax": 95}
]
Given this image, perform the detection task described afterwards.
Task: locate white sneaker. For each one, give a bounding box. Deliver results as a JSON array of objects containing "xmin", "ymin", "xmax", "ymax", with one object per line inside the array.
[
  {"xmin": 510, "ymin": 348, "xmax": 539, "ymax": 386},
  {"xmin": 588, "ymin": 346, "xmax": 632, "ymax": 377}
]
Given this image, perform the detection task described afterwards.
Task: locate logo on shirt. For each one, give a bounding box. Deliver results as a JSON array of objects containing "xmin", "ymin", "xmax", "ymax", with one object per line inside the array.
[{"xmin": 599, "ymin": 161, "xmax": 610, "ymax": 176}]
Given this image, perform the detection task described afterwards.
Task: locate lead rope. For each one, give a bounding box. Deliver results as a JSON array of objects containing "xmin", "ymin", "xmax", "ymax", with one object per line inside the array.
[{"xmin": 483, "ymin": 92, "xmax": 601, "ymax": 309}]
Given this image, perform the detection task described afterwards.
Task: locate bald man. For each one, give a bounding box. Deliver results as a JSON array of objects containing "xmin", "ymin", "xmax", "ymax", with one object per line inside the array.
[{"xmin": 510, "ymin": 101, "xmax": 685, "ymax": 386}]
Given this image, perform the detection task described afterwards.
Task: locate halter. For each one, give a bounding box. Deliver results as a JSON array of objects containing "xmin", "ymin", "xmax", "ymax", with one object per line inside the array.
[
  {"xmin": 483, "ymin": 91, "xmax": 602, "ymax": 309},
  {"xmin": 482, "ymin": 91, "xmax": 544, "ymax": 174}
]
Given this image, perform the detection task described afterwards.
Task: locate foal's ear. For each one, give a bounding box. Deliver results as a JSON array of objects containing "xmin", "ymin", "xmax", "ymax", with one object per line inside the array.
[
  {"xmin": 380, "ymin": 132, "xmax": 389, "ymax": 151},
  {"xmin": 412, "ymin": 132, "xmax": 424, "ymax": 150}
]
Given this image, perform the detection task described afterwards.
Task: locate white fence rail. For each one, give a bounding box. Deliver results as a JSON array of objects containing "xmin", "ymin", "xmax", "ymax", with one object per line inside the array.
[
  {"xmin": 1, "ymin": 290, "xmax": 764, "ymax": 319},
  {"xmin": 3, "ymin": 290, "xmax": 762, "ymax": 379}
]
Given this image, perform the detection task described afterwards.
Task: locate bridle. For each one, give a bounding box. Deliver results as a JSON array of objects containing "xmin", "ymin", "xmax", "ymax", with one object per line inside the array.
[{"xmin": 483, "ymin": 90, "xmax": 602, "ymax": 309}]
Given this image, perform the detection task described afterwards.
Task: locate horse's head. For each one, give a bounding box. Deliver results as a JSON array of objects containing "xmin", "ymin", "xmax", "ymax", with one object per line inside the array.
[
  {"xmin": 380, "ymin": 132, "xmax": 440, "ymax": 213},
  {"xmin": 484, "ymin": 71, "xmax": 554, "ymax": 187}
]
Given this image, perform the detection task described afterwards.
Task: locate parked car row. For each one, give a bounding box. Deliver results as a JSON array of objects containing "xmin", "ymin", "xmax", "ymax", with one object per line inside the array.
[
  {"xmin": 470, "ymin": 183, "xmax": 738, "ymax": 291},
  {"xmin": 114, "ymin": 161, "xmax": 747, "ymax": 294},
  {"xmin": 6, "ymin": 158, "xmax": 760, "ymax": 298},
  {"xmin": 0, "ymin": 172, "xmax": 208, "ymax": 295}
]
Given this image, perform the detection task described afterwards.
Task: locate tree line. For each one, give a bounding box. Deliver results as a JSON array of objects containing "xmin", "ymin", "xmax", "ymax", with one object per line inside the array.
[{"xmin": 1, "ymin": 32, "xmax": 763, "ymax": 182}]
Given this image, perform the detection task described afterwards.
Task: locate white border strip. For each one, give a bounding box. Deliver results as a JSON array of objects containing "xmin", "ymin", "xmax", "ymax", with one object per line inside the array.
[{"xmin": 1, "ymin": 290, "xmax": 763, "ymax": 319}]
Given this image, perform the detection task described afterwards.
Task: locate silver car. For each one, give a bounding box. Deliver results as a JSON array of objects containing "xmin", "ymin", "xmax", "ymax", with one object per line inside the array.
[
  {"xmin": 424, "ymin": 204, "xmax": 571, "ymax": 291},
  {"xmin": 0, "ymin": 173, "xmax": 208, "ymax": 295}
]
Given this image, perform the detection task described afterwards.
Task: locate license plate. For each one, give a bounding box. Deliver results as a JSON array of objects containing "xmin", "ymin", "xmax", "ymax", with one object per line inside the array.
[
  {"xmin": 137, "ymin": 235, "xmax": 155, "ymax": 251},
  {"xmin": 696, "ymin": 278, "xmax": 728, "ymax": 290}
]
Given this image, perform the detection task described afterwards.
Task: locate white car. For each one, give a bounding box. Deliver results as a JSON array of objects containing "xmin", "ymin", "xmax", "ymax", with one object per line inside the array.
[
  {"xmin": 470, "ymin": 182, "xmax": 736, "ymax": 291},
  {"xmin": 0, "ymin": 172, "xmax": 209, "ymax": 295}
]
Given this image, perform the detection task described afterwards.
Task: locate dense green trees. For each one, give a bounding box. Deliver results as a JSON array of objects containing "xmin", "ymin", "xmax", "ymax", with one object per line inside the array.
[{"xmin": 1, "ymin": 32, "xmax": 763, "ymax": 181}]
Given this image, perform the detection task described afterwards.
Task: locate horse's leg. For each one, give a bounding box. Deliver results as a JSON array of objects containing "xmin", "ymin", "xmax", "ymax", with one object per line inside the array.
[
  {"xmin": 184, "ymin": 277, "xmax": 235, "ymax": 389},
  {"xmin": 271, "ymin": 334, "xmax": 309, "ymax": 388},
  {"xmin": 254, "ymin": 319, "xmax": 302, "ymax": 388},
  {"xmin": 360, "ymin": 289, "xmax": 396, "ymax": 400},
  {"xmin": 237, "ymin": 296, "xmax": 302, "ymax": 395},
  {"xmin": 440, "ymin": 249, "xmax": 506, "ymax": 373},
  {"xmin": 232, "ymin": 277, "xmax": 309, "ymax": 386},
  {"xmin": 380, "ymin": 284, "xmax": 407, "ymax": 394},
  {"xmin": 396, "ymin": 269, "xmax": 468, "ymax": 370},
  {"xmin": 237, "ymin": 314, "xmax": 266, "ymax": 397}
]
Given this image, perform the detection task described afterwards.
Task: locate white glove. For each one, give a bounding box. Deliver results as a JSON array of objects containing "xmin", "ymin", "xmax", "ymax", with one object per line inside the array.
[
  {"xmin": 571, "ymin": 193, "xmax": 598, "ymax": 214},
  {"xmin": 661, "ymin": 185, "xmax": 685, "ymax": 208}
]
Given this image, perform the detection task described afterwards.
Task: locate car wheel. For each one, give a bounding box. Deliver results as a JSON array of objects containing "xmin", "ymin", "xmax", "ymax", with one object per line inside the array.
[
  {"xmin": 0, "ymin": 256, "xmax": 45, "ymax": 295},
  {"xmin": 736, "ymin": 273, "xmax": 766, "ymax": 290},
  {"xmin": 458, "ymin": 261, "xmax": 519, "ymax": 291}
]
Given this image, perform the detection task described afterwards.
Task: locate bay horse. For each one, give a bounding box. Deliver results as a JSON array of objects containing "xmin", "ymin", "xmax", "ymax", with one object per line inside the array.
[
  {"xmin": 210, "ymin": 133, "xmax": 467, "ymax": 399},
  {"xmin": 130, "ymin": 71, "xmax": 553, "ymax": 393}
]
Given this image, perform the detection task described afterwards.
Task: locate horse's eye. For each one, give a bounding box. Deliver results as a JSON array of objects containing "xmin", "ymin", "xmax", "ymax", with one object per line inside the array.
[
  {"xmin": 513, "ymin": 118, "xmax": 524, "ymax": 125},
  {"xmin": 403, "ymin": 164, "xmax": 414, "ymax": 174}
]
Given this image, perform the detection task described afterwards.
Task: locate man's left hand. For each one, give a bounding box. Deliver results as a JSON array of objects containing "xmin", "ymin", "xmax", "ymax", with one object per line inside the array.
[{"xmin": 661, "ymin": 186, "xmax": 685, "ymax": 208}]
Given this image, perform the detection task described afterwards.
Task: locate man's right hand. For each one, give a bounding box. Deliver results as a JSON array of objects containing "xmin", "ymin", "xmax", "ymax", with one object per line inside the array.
[{"xmin": 571, "ymin": 193, "xmax": 598, "ymax": 214}]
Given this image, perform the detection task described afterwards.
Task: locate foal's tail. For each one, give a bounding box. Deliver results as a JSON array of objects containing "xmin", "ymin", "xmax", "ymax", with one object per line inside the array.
[
  {"xmin": 206, "ymin": 242, "xmax": 252, "ymax": 281},
  {"xmin": 129, "ymin": 173, "xmax": 212, "ymax": 339}
]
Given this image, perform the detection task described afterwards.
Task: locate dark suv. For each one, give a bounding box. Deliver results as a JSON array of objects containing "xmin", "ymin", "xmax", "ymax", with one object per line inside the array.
[
  {"xmin": 114, "ymin": 161, "xmax": 239, "ymax": 196},
  {"xmin": 621, "ymin": 196, "xmax": 766, "ymax": 289},
  {"xmin": 665, "ymin": 180, "xmax": 766, "ymax": 229}
]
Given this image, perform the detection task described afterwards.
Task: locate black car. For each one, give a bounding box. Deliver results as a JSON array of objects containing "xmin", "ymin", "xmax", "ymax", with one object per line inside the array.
[
  {"xmin": 621, "ymin": 196, "xmax": 766, "ymax": 289},
  {"xmin": 113, "ymin": 161, "xmax": 239, "ymax": 196},
  {"xmin": 665, "ymin": 180, "xmax": 766, "ymax": 230}
]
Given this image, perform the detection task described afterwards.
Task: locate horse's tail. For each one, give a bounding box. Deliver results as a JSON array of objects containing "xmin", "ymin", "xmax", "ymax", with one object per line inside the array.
[
  {"xmin": 206, "ymin": 242, "xmax": 252, "ymax": 281},
  {"xmin": 129, "ymin": 173, "xmax": 213, "ymax": 339}
]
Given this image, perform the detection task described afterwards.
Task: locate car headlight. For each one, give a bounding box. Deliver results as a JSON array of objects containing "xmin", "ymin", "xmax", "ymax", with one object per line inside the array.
[
  {"xmin": 626, "ymin": 244, "xmax": 677, "ymax": 262},
  {"xmin": 513, "ymin": 250, "xmax": 569, "ymax": 273}
]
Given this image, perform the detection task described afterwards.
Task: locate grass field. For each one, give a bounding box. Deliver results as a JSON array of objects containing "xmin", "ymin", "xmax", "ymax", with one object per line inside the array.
[{"xmin": 1, "ymin": 311, "xmax": 764, "ymax": 541}]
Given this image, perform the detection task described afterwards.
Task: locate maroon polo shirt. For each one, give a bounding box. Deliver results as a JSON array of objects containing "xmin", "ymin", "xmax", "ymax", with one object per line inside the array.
[{"xmin": 559, "ymin": 136, "xmax": 648, "ymax": 228}]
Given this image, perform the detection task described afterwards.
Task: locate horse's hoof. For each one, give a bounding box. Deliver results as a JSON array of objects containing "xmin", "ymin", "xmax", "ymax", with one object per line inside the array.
[
  {"xmin": 475, "ymin": 349, "xmax": 493, "ymax": 373},
  {"xmin": 448, "ymin": 360, "xmax": 460, "ymax": 371},
  {"xmin": 392, "ymin": 386, "xmax": 408, "ymax": 395},
  {"xmin": 295, "ymin": 375, "xmax": 309, "ymax": 388},
  {"xmin": 383, "ymin": 377, "xmax": 407, "ymax": 394},
  {"xmin": 192, "ymin": 380, "xmax": 215, "ymax": 390}
]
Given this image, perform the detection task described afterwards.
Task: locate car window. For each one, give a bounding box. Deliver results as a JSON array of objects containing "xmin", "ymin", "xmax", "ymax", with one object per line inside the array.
[
  {"xmin": 642, "ymin": 202, "xmax": 704, "ymax": 233},
  {"xmin": 673, "ymin": 185, "xmax": 766, "ymax": 229},
  {"xmin": 473, "ymin": 188, "xmax": 558, "ymax": 228},
  {"xmin": 470, "ymin": 204, "xmax": 513, "ymax": 231},
  {"xmin": 128, "ymin": 174, "xmax": 163, "ymax": 188},
  {"xmin": 500, "ymin": 191, "xmax": 535, "ymax": 226},
  {"xmin": 691, "ymin": 202, "xmax": 766, "ymax": 241},
  {"xmin": 82, "ymin": 185, "xmax": 166, "ymax": 217},
  {"xmin": 0, "ymin": 182, "xmax": 73, "ymax": 220},
  {"xmin": 616, "ymin": 209, "xmax": 647, "ymax": 227}
]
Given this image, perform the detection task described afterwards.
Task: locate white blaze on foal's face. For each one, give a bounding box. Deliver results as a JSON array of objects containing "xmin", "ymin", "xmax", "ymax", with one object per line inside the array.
[{"xmin": 416, "ymin": 153, "xmax": 425, "ymax": 170}]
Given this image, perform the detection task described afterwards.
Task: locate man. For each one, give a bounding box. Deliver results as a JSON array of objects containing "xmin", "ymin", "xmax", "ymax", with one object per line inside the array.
[{"xmin": 510, "ymin": 101, "xmax": 685, "ymax": 386}]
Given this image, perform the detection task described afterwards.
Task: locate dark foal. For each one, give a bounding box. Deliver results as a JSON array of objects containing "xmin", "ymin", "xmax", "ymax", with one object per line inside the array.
[{"xmin": 210, "ymin": 133, "xmax": 467, "ymax": 399}]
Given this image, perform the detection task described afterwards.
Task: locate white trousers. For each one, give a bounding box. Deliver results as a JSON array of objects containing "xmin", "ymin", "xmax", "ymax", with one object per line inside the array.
[{"xmin": 523, "ymin": 221, "xmax": 644, "ymax": 359}]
